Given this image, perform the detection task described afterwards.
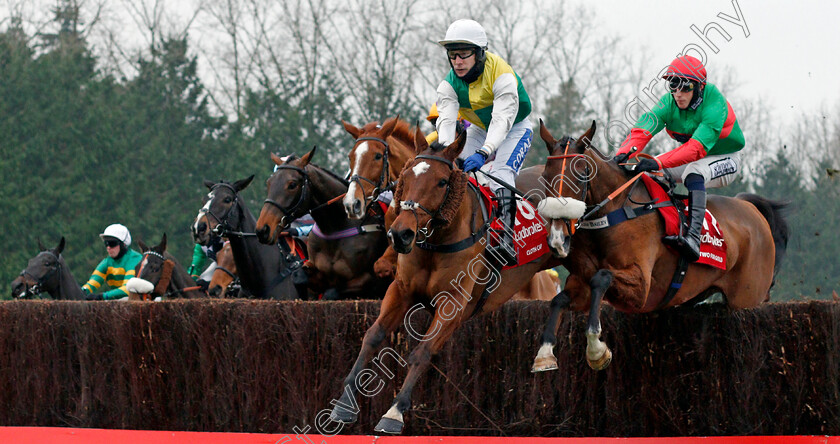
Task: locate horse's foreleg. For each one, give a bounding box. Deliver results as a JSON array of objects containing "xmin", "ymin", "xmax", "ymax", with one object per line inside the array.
[
  {"xmin": 374, "ymin": 310, "xmax": 462, "ymax": 434},
  {"xmin": 531, "ymin": 290, "xmax": 571, "ymax": 372},
  {"xmin": 585, "ymin": 269, "xmax": 614, "ymax": 370},
  {"xmin": 329, "ymin": 282, "xmax": 408, "ymax": 424},
  {"xmin": 373, "ymin": 246, "xmax": 398, "ymax": 279}
]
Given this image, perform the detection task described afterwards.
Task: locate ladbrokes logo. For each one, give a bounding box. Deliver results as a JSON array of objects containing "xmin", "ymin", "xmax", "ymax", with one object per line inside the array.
[
  {"xmin": 515, "ymin": 223, "xmax": 544, "ymax": 243},
  {"xmin": 701, "ymin": 233, "xmax": 723, "ymax": 247}
]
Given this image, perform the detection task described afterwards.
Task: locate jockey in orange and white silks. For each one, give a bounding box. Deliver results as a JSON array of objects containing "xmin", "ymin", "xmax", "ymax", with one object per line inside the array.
[
  {"xmin": 615, "ymin": 55, "xmax": 745, "ymax": 262},
  {"xmin": 435, "ymin": 19, "xmax": 533, "ymax": 265}
]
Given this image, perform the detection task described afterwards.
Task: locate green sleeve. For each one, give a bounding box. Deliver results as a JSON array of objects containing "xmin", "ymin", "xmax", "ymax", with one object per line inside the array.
[
  {"xmin": 103, "ymin": 286, "xmax": 130, "ymax": 300},
  {"xmin": 187, "ymin": 244, "xmax": 206, "ymax": 276},
  {"xmin": 82, "ymin": 259, "xmax": 109, "ymax": 294},
  {"xmin": 692, "ymin": 87, "xmax": 728, "ymax": 151}
]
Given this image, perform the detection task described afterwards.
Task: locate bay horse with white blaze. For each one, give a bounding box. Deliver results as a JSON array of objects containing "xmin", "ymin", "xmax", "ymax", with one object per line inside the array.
[
  {"xmin": 531, "ymin": 120, "xmax": 790, "ymax": 372},
  {"xmin": 329, "ymin": 129, "xmax": 559, "ymax": 434},
  {"xmin": 11, "ymin": 237, "xmax": 85, "ymax": 300}
]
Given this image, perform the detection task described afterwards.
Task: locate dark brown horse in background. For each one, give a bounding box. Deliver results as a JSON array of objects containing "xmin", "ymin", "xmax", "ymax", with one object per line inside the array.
[
  {"xmin": 192, "ymin": 177, "xmax": 303, "ymax": 300},
  {"xmin": 255, "ymin": 147, "xmax": 389, "ymax": 300},
  {"xmin": 329, "ymin": 129, "xmax": 559, "ymax": 434},
  {"xmin": 125, "ymin": 234, "xmax": 206, "ymax": 300},
  {"xmin": 531, "ymin": 121, "xmax": 790, "ymax": 372},
  {"xmin": 11, "ymin": 237, "xmax": 85, "ymax": 300}
]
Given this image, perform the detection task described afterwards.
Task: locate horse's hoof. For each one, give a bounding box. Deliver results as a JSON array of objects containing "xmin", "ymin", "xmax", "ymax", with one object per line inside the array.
[
  {"xmin": 531, "ymin": 355, "xmax": 559, "ymax": 373},
  {"xmin": 373, "ymin": 259, "xmax": 396, "ymax": 279},
  {"xmin": 586, "ymin": 347, "xmax": 612, "ymax": 371},
  {"xmin": 374, "ymin": 417, "xmax": 404, "ymax": 434},
  {"xmin": 329, "ymin": 405, "xmax": 358, "ymax": 424}
]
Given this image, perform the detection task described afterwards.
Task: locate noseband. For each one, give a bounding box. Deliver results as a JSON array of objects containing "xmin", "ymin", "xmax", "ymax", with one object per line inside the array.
[
  {"xmin": 398, "ymin": 154, "xmax": 455, "ymax": 243},
  {"xmin": 263, "ymin": 165, "xmax": 312, "ymax": 228},
  {"xmin": 349, "ymin": 136, "xmax": 393, "ymax": 207}
]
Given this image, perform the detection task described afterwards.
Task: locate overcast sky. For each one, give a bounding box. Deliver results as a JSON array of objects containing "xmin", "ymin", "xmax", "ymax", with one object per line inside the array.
[{"xmin": 587, "ymin": 0, "xmax": 840, "ymax": 122}]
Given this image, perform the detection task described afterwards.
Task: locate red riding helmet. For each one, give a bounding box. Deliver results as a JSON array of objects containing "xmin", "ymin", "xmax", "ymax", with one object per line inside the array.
[{"xmin": 663, "ymin": 55, "xmax": 707, "ymax": 84}]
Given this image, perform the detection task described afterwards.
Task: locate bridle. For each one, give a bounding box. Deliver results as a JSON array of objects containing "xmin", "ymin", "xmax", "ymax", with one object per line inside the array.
[
  {"xmin": 398, "ymin": 154, "xmax": 455, "ymax": 244},
  {"xmin": 201, "ymin": 183, "xmax": 254, "ymax": 238},
  {"xmin": 348, "ymin": 136, "xmax": 394, "ymax": 209},
  {"xmin": 137, "ymin": 249, "xmax": 201, "ymax": 300},
  {"xmin": 17, "ymin": 251, "xmax": 62, "ymax": 298},
  {"xmin": 546, "ymin": 137, "xmax": 590, "ymax": 235},
  {"xmin": 263, "ymin": 165, "xmax": 312, "ymax": 228}
]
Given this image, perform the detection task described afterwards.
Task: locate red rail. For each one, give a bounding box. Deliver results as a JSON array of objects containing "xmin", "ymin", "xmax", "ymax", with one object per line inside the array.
[{"xmin": 1, "ymin": 427, "xmax": 839, "ymax": 444}]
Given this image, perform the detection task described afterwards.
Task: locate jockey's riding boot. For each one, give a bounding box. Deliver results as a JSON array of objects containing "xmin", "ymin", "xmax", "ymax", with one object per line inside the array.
[
  {"xmin": 490, "ymin": 188, "xmax": 518, "ymax": 266},
  {"xmin": 663, "ymin": 174, "xmax": 705, "ymax": 262}
]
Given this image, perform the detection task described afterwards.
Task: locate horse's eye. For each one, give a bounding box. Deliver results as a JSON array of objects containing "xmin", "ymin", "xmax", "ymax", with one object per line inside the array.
[
  {"xmin": 224, "ymin": 197, "xmax": 232, "ymax": 203},
  {"xmin": 288, "ymin": 181, "xmax": 298, "ymax": 189},
  {"xmin": 374, "ymin": 153, "xmax": 383, "ymax": 160},
  {"xmin": 438, "ymin": 179, "xmax": 448, "ymax": 187}
]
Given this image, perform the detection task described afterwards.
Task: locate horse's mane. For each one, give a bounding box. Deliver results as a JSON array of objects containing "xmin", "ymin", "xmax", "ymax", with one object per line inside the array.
[
  {"xmin": 392, "ymin": 146, "xmax": 467, "ymax": 227},
  {"xmin": 389, "ymin": 119, "xmax": 415, "ymax": 147}
]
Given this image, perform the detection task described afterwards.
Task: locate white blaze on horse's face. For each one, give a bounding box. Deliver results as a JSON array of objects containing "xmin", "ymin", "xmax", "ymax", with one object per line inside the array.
[
  {"xmin": 412, "ymin": 161, "xmax": 430, "ymax": 177},
  {"xmin": 547, "ymin": 219, "xmax": 571, "ymax": 258},
  {"xmin": 193, "ymin": 191, "xmax": 215, "ymax": 234},
  {"xmin": 344, "ymin": 142, "xmax": 369, "ymax": 219}
]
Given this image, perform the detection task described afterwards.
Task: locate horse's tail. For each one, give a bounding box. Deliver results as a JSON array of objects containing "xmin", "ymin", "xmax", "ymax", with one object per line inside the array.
[{"xmin": 735, "ymin": 193, "xmax": 791, "ymax": 274}]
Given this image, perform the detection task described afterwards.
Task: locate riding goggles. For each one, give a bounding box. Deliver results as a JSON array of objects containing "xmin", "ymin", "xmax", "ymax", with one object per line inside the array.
[
  {"xmin": 447, "ymin": 49, "xmax": 476, "ymax": 60},
  {"xmin": 104, "ymin": 240, "xmax": 120, "ymax": 248},
  {"xmin": 667, "ymin": 77, "xmax": 697, "ymax": 93}
]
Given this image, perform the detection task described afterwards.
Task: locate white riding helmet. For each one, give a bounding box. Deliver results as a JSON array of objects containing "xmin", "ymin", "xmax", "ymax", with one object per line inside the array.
[
  {"xmin": 438, "ymin": 19, "xmax": 488, "ymax": 49},
  {"xmin": 99, "ymin": 223, "xmax": 132, "ymax": 246}
]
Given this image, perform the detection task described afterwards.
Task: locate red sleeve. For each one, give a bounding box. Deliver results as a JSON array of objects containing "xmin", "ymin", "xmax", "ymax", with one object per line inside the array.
[
  {"xmin": 616, "ymin": 128, "xmax": 654, "ymax": 157},
  {"xmin": 656, "ymin": 138, "xmax": 707, "ymax": 169}
]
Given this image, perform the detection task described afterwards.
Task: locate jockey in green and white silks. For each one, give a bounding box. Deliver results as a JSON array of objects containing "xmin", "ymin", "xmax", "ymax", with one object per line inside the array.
[
  {"xmin": 615, "ymin": 55, "xmax": 745, "ymax": 262},
  {"xmin": 435, "ymin": 19, "xmax": 533, "ymax": 265}
]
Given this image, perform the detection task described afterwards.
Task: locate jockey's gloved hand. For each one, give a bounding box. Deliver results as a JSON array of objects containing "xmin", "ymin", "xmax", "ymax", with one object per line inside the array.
[
  {"xmin": 196, "ymin": 279, "xmax": 209, "ymax": 292},
  {"xmin": 463, "ymin": 151, "xmax": 488, "ymax": 172},
  {"xmin": 612, "ymin": 151, "xmax": 631, "ymax": 165},
  {"xmin": 281, "ymin": 227, "xmax": 301, "ymax": 237},
  {"xmin": 85, "ymin": 293, "xmax": 104, "ymax": 301},
  {"xmin": 633, "ymin": 157, "xmax": 662, "ymax": 173}
]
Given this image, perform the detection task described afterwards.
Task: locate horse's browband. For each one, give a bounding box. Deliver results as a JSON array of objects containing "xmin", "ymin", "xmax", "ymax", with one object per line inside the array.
[{"xmin": 414, "ymin": 154, "xmax": 453, "ymax": 169}]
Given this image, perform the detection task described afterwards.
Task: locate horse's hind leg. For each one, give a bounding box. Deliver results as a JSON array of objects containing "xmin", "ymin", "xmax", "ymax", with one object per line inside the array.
[
  {"xmin": 329, "ymin": 282, "xmax": 410, "ymax": 424},
  {"xmin": 585, "ymin": 269, "xmax": 613, "ymax": 370},
  {"xmin": 531, "ymin": 290, "xmax": 571, "ymax": 372}
]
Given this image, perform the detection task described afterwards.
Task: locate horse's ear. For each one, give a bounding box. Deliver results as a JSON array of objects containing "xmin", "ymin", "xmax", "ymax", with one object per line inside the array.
[
  {"xmin": 299, "ymin": 146, "xmax": 317, "ymax": 166},
  {"xmin": 159, "ymin": 233, "xmax": 167, "ymax": 252},
  {"xmin": 577, "ymin": 120, "xmax": 597, "ymax": 151},
  {"xmin": 137, "ymin": 240, "xmax": 148, "ymax": 252},
  {"xmin": 204, "ymin": 179, "xmax": 216, "ymax": 190},
  {"xmin": 37, "ymin": 238, "xmax": 45, "ymax": 251},
  {"xmin": 442, "ymin": 129, "xmax": 467, "ymax": 162},
  {"xmin": 413, "ymin": 126, "xmax": 429, "ymax": 153},
  {"xmin": 56, "ymin": 237, "xmax": 65, "ymax": 255},
  {"xmin": 270, "ymin": 152, "xmax": 285, "ymax": 166},
  {"xmin": 539, "ymin": 119, "xmax": 557, "ymax": 154},
  {"xmin": 379, "ymin": 116, "xmax": 400, "ymax": 139},
  {"xmin": 342, "ymin": 120, "xmax": 362, "ymax": 139},
  {"xmin": 233, "ymin": 175, "xmax": 255, "ymax": 191}
]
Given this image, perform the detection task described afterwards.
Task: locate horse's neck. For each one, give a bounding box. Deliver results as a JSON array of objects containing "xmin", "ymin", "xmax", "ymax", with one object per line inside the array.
[
  {"xmin": 587, "ymin": 155, "xmax": 637, "ymax": 210},
  {"xmin": 166, "ymin": 257, "xmax": 201, "ymax": 297},
  {"xmin": 431, "ymin": 185, "xmax": 482, "ymax": 246},
  {"xmin": 228, "ymin": 200, "xmax": 280, "ymax": 293},
  {"xmin": 55, "ymin": 258, "xmax": 85, "ymax": 300},
  {"xmin": 309, "ymin": 166, "xmax": 348, "ymax": 204}
]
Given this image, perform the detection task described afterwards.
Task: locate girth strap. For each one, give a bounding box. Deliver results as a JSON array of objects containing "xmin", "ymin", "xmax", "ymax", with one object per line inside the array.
[{"xmin": 657, "ymin": 255, "xmax": 689, "ymax": 310}]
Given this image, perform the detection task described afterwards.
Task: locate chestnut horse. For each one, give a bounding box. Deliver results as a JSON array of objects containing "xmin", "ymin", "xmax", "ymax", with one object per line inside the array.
[
  {"xmin": 208, "ymin": 241, "xmax": 238, "ymax": 297},
  {"xmin": 192, "ymin": 177, "xmax": 303, "ymax": 300},
  {"xmin": 11, "ymin": 237, "xmax": 85, "ymax": 300},
  {"xmin": 329, "ymin": 129, "xmax": 559, "ymax": 434},
  {"xmin": 255, "ymin": 147, "xmax": 389, "ymax": 300},
  {"xmin": 125, "ymin": 234, "xmax": 206, "ymax": 300},
  {"xmin": 531, "ymin": 121, "xmax": 790, "ymax": 372}
]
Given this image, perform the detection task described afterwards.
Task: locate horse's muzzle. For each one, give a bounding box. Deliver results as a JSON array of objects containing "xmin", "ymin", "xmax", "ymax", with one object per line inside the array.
[
  {"xmin": 344, "ymin": 197, "xmax": 364, "ymax": 220},
  {"xmin": 256, "ymin": 224, "xmax": 273, "ymax": 244},
  {"xmin": 11, "ymin": 278, "xmax": 25, "ymax": 299},
  {"xmin": 388, "ymin": 228, "xmax": 415, "ymax": 254}
]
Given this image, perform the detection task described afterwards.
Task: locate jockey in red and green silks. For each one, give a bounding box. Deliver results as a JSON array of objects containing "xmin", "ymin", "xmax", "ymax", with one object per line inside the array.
[{"xmin": 615, "ymin": 55, "xmax": 744, "ymax": 262}]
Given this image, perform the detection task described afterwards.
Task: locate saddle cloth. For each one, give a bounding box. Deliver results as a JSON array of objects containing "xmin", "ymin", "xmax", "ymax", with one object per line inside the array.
[
  {"xmin": 469, "ymin": 178, "xmax": 548, "ymax": 270},
  {"xmin": 640, "ymin": 174, "xmax": 727, "ymax": 270}
]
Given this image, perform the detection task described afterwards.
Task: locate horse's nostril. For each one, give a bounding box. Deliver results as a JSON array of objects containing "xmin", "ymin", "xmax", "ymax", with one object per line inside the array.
[
  {"xmin": 353, "ymin": 200, "xmax": 362, "ymax": 214},
  {"xmin": 198, "ymin": 222, "xmax": 207, "ymax": 233}
]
